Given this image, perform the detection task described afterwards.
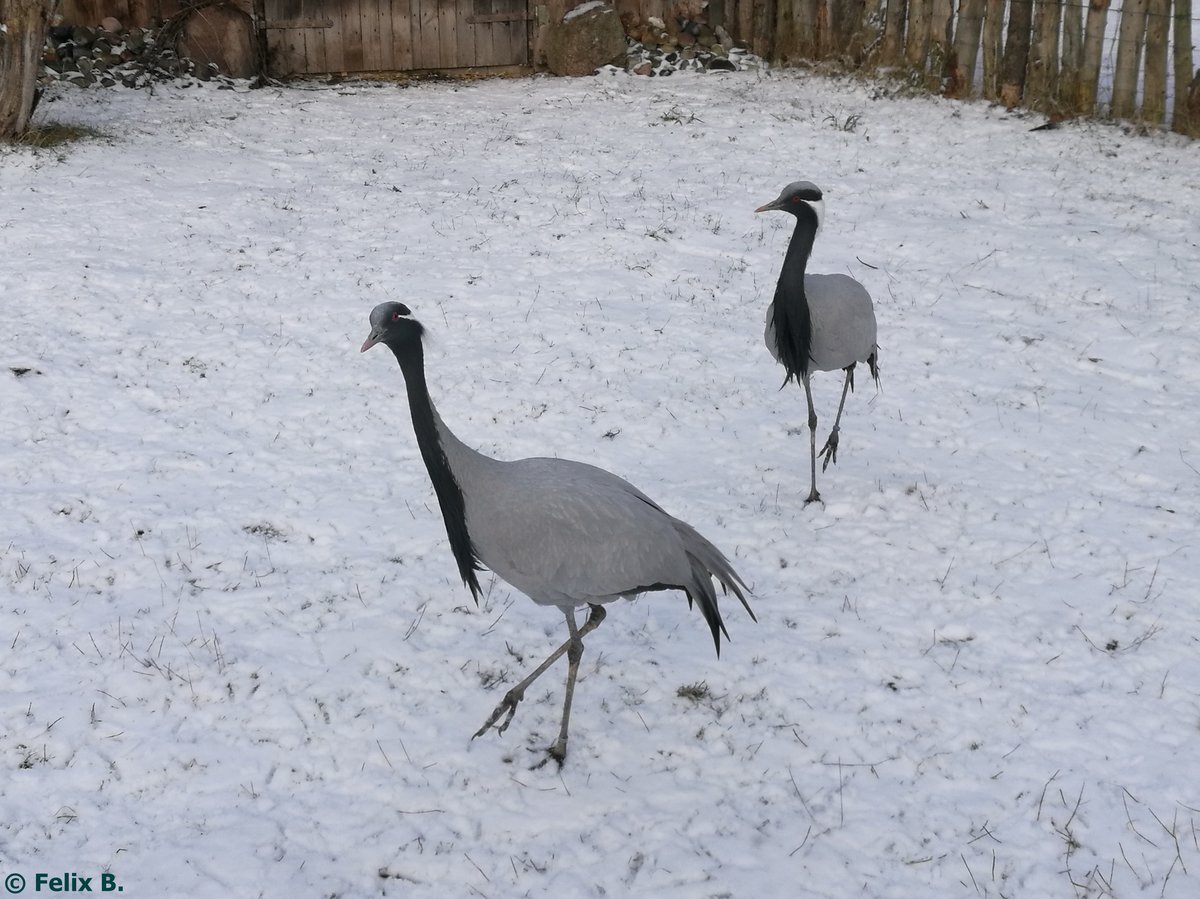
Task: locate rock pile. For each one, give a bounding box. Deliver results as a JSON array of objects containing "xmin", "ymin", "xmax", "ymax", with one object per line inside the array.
[
  {"xmin": 41, "ymin": 20, "xmax": 236, "ymax": 89},
  {"xmin": 621, "ymin": 12, "xmax": 764, "ymax": 76}
]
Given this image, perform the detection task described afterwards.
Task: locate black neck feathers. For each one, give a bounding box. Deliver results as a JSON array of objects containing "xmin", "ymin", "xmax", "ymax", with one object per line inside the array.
[
  {"xmin": 771, "ymin": 205, "xmax": 819, "ymax": 384},
  {"xmin": 389, "ymin": 342, "xmax": 484, "ymax": 603}
]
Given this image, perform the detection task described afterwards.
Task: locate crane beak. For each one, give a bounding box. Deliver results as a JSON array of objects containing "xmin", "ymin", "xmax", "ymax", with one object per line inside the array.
[
  {"xmin": 754, "ymin": 199, "xmax": 782, "ymax": 213},
  {"xmin": 360, "ymin": 327, "xmax": 384, "ymax": 353}
]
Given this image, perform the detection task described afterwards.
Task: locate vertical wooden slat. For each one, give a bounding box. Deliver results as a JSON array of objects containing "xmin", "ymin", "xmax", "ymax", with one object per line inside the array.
[
  {"xmin": 379, "ymin": 0, "xmax": 397, "ymax": 69},
  {"xmin": 323, "ymin": 0, "xmax": 347, "ymax": 71},
  {"xmin": 948, "ymin": 0, "xmax": 985, "ymax": 97},
  {"xmin": 849, "ymin": 0, "xmax": 885, "ymax": 62},
  {"xmin": 1080, "ymin": 0, "xmax": 1111, "ymax": 113},
  {"xmin": 360, "ymin": 0, "xmax": 383, "ymax": 69},
  {"xmin": 420, "ymin": 0, "xmax": 444, "ymax": 66},
  {"xmin": 305, "ymin": 25, "xmax": 328, "ymax": 73},
  {"xmin": 394, "ymin": 0, "xmax": 414, "ymax": 69},
  {"xmin": 439, "ymin": 0, "xmax": 457, "ymax": 67},
  {"xmin": 752, "ymin": 0, "xmax": 777, "ymax": 57},
  {"xmin": 1026, "ymin": 0, "xmax": 1064, "ymax": 110},
  {"xmin": 1111, "ymin": 0, "xmax": 1149, "ymax": 118},
  {"xmin": 471, "ymin": 0, "xmax": 494, "ymax": 65},
  {"xmin": 736, "ymin": 0, "xmax": 754, "ymax": 48},
  {"xmin": 1140, "ymin": 0, "xmax": 1170, "ymax": 122},
  {"xmin": 1060, "ymin": 0, "xmax": 1084, "ymax": 111},
  {"xmin": 881, "ymin": 0, "xmax": 907, "ymax": 65},
  {"xmin": 457, "ymin": 0, "xmax": 477, "ymax": 66},
  {"xmin": 905, "ymin": 0, "xmax": 930, "ymax": 67},
  {"xmin": 925, "ymin": 0, "xmax": 953, "ymax": 89},
  {"xmin": 998, "ymin": 0, "xmax": 1034, "ymax": 106},
  {"xmin": 1173, "ymin": 0, "xmax": 1198, "ymax": 134},
  {"xmin": 507, "ymin": 0, "xmax": 529, "ymax": 68},
  {"xmin": 339, "ymin": 0, "xmax": 364, "ymax": 70},
  {"xmin": 980, "ymin": 0, "xmax": 1005, "ymax": 100},
  {"xmin": 269, "ymin": 26, "xmax": 305, "ymax": 74}
]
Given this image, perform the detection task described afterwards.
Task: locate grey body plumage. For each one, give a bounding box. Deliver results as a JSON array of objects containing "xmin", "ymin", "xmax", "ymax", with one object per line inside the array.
[
  {"xmin": 756, "ymin": 181, "xmax": 879, "ymax": 503},
  {"xmin": 362, "ymin": 302, "xmax": 753, "ymax": 764}
]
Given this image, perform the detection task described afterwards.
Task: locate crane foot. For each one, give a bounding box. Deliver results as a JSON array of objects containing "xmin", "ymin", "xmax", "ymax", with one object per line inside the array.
[
  {"xmin": 819, "ymin": 428, "xmax": 840, "ymax": 471},
  {"xmin": 473, "ymin": 687, "xmax": 524, "ymax": 740}
]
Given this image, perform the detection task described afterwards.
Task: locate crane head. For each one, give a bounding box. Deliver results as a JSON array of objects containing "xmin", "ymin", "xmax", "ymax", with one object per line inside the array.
[
  {"xmin": 361, "ymin": 302, "xmax": 424, "ymax": 353},
  {"xmin": 755, "ymin": 181, "xmax": 825, "ymax": 230}
]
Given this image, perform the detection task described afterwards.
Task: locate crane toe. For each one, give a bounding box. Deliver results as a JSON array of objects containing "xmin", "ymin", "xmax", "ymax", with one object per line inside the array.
[{"xmin": 819, "ymin": 427, "xmax": 840, "ymax": 471}]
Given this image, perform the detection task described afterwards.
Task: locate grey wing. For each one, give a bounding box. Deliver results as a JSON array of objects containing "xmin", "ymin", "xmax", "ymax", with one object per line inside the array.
[
  {"xmin": 806, "ymin": 273, "xmax": 877, "ymax": 373},
  {"xmin": 763, "ymin": 300, "xmax": 782, "ymax": 364},
  {"xmin": 466, "ymin": 458, "xmax": 698, "ymax": 607}
]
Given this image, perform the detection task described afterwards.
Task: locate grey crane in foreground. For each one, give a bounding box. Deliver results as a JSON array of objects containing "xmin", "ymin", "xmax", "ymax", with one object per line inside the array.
[
  {"xmin": 361, "ymin": 302, "xmax": 754, "ymax": 766},
  {"xmin": 756, "ymin": 181, "xmax": 879, "ymax": 504}
]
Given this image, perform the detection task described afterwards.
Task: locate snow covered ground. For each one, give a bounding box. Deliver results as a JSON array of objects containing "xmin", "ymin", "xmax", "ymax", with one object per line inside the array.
[{"xmin": 2, "ymin": 70, "xmax": 1199, "ymax": 898}]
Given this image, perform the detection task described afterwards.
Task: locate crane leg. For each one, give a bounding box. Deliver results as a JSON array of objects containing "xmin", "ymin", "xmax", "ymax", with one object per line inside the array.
[
  {"xmin": 819, "ymin": 365, "xmax": 855, "ymax": 472},
  {"xmin": 802, "ymin": 376, "xmax": 821, "ymax": 504},
  {"xmin": 546, "ymin": 603, "xmax": 605, "ymax": 766},
  {"xmin": 473, "ymin": 604, "xmax": 607, "ymax": 761}
]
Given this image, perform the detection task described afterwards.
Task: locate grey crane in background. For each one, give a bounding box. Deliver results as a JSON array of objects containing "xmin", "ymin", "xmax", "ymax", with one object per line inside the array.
[
  {"xmin": 756, "ymin": 181, "xmax": 880, "ymax": 504},
  {"xmin": 361, "ymin": 302, "xmax": 754, "ymax": 766}
]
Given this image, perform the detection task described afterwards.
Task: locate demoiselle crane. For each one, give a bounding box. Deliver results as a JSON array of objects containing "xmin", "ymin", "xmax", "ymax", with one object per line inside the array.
[
  {"xmin": 361, "ymin": 302, "xmax": 754, "ymax": 765},
  {"xmin": 756, "ymin": 181, "xmax": 879, "ymax": 504}
]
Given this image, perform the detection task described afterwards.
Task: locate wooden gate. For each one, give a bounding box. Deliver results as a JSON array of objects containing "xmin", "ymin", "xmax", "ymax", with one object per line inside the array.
[{"xmin": 265, "ymin": 0, "xmax": 531, "ymax": 75}]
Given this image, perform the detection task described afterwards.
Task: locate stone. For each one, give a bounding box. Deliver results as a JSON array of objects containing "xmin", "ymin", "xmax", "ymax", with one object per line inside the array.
[
  {"xmin": 101, "ymin": 16, "xmax": 122, "ymax": 32},
  {"xmin": 544, "ymin": 2, "xmax": 627, "ymax": 77}
]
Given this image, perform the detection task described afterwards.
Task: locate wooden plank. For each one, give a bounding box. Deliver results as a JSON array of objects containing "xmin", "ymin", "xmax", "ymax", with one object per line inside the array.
[
  {"xmin": 320, "ymin": 0, "xmax": 347, "ymax": 71},
  {"xmin": 503, "ymin": 0, "xmax": 530, "ymax": 66},
  {"xmin": 1140, "ymin": 0, "xmax": 1170, "ymax": 122},
  {"xmin": 1110, "ymin": 0, "xmax": 1148, "ymax": 118},
  {"xmin": 377, "ymin": 0, "xmax": 396, "ymax": 69},
  {"xmin": 265, "ymin": 19, "xmax": 334, "ymax": 28},
  {"xmin": 468, "ymin": 10, "xmax": 528, "ymax": 22},
  {"xmin": 471, "ymin": 0, "xmax": 495, "ymax": 66},
  {"xmin": 301, "ymin": 0, "xmax": 327, "ymax": 72},
  {"xmin": 439, "ymin": 0, "xmax": 458, "ymax": 68},
  {"xmin": 394, "ymin": 0, "xmax": 415, "ymax": 69},
  {"xmin": 414, "ymin": 0, "xmax": 440, "ymax": 67},
  {"xmin": 457, "ymin": 0, "xmax": 479, "ymax": 66},
  {"xmin": 341, "ymin": 0, "xmax": 366, "ymax": 71},
  {"xmin": 360, "ymin": 0, "xmax": 381, "ymax": 69},
  {"xmin": 266, "ymin": 25, "xmax": 304, "ymax": 74}
]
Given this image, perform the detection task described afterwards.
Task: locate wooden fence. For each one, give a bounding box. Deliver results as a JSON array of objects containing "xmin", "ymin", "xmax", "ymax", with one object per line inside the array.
[{"xmin": 616, "ymin": 0, "xmax": 1200, "ymax": 134}]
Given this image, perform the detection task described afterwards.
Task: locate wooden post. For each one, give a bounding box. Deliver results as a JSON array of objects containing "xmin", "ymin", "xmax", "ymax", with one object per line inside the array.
[
  {"xmin": 1173, "ymin": 0, "xmax": 1198, "ymax": 134},
  {"xmin": 1080, "ymin": 0, "xmax": 1111, "ymax": 113},
  {"xmin": 905, "ymin": 0, "xmax": 931, "ymax": 69},
  {"xmin": 1026, "ymin": 0, "xmax": 1063, "ymax": 111},
  {"xmin": 0, "ymin": 0, "xmax": 56, "ymax": 139},
  {"xmin": 1111, "ymin": 0, "xmax": 1148, "ymax": 118},
  {"xmin": 753, "ymin": 0, "xmax": 777, "ymax": 58},
  {"xmin": 926, "ymin": 0, "xmax": 953, "ymax": 90},
  {"xmin": 850, "ymin": 0, "xmax": 886, "ymax": 63},
  {"xmin": 1059, "ymin": 0, "xmax": 1084, "ymax": 112},
  {"xmin": 1140, "ymin": 0, "xmax": 1169, "ymax": 123},
  {"xmin": 832, "ymin": 0, "xmax": 865, "ymax": 53},
  {"xmin": 737, "ymin": 0, "xmax": 753, "ymax": 49},
  {"xmin": 881, "ymin": 0, "xmax": 907, "ymax": 66},
  {"xmin": 775, "ymin": 0, "xmax": 800, "ymax": 61},
  {"xmin": 948, "ymin": 0, "xmax": 986, "ymax": 97},
  {"xmin": 980, "ymin": 0, "xmax": 1005, "ymax": 99},
  {"xmin": 999, "ymin": 0, "xmax": 1034, "ymax": 106}
]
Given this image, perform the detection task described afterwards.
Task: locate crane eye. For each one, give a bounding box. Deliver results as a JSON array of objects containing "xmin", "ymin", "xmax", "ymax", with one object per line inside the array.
[
  {"xmin": 391, "ymin": 310, "xmax": 403, "ymax": 322},
  {"xmin": 791, "ymin": 194, "xmax": 802, "ymax": 202}
]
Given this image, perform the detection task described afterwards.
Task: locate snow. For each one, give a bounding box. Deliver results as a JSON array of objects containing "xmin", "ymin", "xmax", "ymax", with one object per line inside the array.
[
  {"xmin": 2, "ymin": 70, "xmax": 1199, "ymax": 898},
  {"xmin": 564, "ymin": 0, "xmax": 610, "ymax": 22}
]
